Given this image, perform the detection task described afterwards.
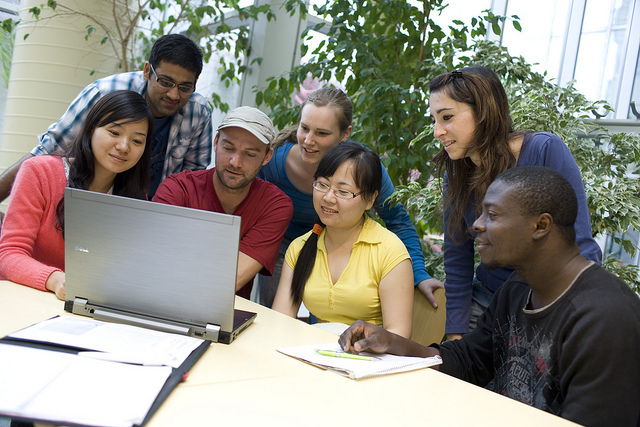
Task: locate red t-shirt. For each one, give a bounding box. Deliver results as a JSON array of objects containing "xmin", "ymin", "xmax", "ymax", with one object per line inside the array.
[{"xmin": 153, "ymin": 168, "xmax": 293, "ymax": 299}]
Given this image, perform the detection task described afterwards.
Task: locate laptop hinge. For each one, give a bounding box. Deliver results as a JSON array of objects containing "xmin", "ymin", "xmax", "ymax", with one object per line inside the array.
[
  {"xmin": 93, "ymin": 308, "xmax": 190, "ymax": 335},
  {"xmin": 68, "ymin": 297, "xmax": 89, "ymax": 314},
  {"xmin": 205, "ymin": 324, "xmax": 220, "ymax": 342}
]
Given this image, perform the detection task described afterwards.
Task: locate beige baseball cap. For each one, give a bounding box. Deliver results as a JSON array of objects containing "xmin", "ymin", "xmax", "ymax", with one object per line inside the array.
[{"xmin": 217, "ymin": 106, "xmax": 276, "ymax": 145}]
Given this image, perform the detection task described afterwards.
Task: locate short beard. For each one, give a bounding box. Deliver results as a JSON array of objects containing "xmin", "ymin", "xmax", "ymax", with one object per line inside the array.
[
  {"xmin": 482, "ymin": 261, "xmax": 503, "ymax": 271},
  {"xmin": 483, "ymin": 260, "xmax": 522, "ymax": 273},
  {"xmin": 215, "ymin": 168, "xmax": 253, "ymax": 191}
]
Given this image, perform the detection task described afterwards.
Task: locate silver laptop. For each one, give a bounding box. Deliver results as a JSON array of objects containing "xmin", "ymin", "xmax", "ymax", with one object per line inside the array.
[{"xmin": 63, "ymin": 188, "xmax": 256, "ymax": 344}]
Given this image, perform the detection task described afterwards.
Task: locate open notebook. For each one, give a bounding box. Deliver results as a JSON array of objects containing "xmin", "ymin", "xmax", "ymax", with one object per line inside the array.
[
  {"xmin": 277, "ymin": 342, "xmax": 442, "ymax": 380},
  {"xmin": 0, "ymin": 315, "xmax": 209, "ymax": 427},
  {"xmin": 64, "ymin": 188, "xmax": 256, "ymax": 344}
]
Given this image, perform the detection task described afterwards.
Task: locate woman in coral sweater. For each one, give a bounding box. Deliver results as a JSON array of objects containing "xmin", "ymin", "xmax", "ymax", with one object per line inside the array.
[{"xmin": 0, "ymin": 90, "xmax": 154, "ymax": 299}]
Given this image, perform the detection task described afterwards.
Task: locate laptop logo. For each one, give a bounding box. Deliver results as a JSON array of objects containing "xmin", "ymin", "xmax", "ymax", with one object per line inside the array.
[{"xmin": 74, "ymin": 246, "xmax": 89, "ymax": 253}]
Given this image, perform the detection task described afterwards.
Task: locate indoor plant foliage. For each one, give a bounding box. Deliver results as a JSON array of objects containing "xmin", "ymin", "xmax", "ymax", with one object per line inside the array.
[{"xmin": 258, "ymin": 0, "xmax": 640, "ymax": 293}]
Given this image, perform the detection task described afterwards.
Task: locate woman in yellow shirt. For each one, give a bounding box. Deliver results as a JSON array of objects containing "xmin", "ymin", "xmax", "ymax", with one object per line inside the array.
[{"xmin": 272, "ymin": 142, "xmax": 414, "ymax": 338}]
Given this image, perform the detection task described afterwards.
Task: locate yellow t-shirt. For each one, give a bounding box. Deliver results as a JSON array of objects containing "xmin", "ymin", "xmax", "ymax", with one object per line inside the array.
[{"xmin": 285, "ymin": 216, "xmax": 411, "ymax": 325}]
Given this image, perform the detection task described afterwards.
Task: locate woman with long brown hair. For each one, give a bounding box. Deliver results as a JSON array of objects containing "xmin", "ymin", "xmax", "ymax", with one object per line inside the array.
[{"xmin": 426, "ymin": 66, "xmax": 601, "ymax": 340}]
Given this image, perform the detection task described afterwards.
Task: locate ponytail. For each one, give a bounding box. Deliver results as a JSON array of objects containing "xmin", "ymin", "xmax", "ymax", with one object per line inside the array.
[{"xmin": 290, "ymin": 223, "xmax": 324, "ymax": 306}]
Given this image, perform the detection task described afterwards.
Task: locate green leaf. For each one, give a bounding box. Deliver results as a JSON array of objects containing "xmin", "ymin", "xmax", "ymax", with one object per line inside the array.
[
  {"xmin": 248, "ymin": 0, "xmax": 640, "ymax": 298},
  {"xmin": 29, "ymin": 7, "xmax": 41, "ymax": 19}
]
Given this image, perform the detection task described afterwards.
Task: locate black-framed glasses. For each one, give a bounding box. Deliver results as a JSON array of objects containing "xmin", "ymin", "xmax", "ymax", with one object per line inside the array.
[
  {"xmin": 149, "ymin": 63, "xmax": 195, "ymax": 94},
  {"xmin": 312, "ymin": 181, "xmax": 362, "ymax": 199}
]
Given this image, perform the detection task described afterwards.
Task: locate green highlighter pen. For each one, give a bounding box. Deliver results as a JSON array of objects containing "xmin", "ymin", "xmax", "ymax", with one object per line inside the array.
[{"xmin": 316, "ymin": 350, "xmax": 372, "ymax": 361}]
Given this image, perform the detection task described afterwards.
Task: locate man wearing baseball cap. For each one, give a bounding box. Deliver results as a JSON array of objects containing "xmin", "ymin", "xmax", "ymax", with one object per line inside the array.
[{"xmin": 153, "ymin": 106, "xmax": 293, "ymax": 299}]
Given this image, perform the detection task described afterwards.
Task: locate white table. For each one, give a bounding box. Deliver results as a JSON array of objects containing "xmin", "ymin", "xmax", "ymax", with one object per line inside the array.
[{"xmin": 1, "ymin": 281, "xmax": 580, "ymax": 426}]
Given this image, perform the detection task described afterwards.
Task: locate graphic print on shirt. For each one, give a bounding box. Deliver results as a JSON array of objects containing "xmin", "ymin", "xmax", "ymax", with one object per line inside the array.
[{"xmin": 493, "ymin": 314, "xmax": 562, "ymax": 415}]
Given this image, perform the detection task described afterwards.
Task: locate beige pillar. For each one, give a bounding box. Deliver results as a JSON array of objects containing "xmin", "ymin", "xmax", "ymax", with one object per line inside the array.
[
  {"xmin": 0, "ymin": 0, "xmax": 119, "ymax": 181},
  {"xmin": 238, "ymin": 0, "xmax": 305, "ymax": 108}
]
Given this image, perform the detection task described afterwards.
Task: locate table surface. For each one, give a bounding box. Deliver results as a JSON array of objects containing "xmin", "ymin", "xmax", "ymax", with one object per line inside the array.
[{"xmin": 0, "ymin": 281, "xmax": 580, "ymax": 427}]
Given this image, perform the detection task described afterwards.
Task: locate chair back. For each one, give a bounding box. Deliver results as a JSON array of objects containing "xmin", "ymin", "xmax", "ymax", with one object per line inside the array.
[{"xmin": 411, "ymin": 288, "xmax": 446, "ymax": 346}]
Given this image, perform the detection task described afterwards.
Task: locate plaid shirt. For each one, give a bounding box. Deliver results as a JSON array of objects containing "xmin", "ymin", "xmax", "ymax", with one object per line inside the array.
[{"xmin": 33, "ymin": 72, "xmax": 212, "ymax": 179}]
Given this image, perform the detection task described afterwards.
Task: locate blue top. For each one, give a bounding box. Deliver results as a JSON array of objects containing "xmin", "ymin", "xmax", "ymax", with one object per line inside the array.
[
  {"xmin": 258, "ymin": 140, "xmax": 431, "ymax": 285},
  {"xmin": 443, "ymin": 132, "xmax": 603, "ymax": 334}
]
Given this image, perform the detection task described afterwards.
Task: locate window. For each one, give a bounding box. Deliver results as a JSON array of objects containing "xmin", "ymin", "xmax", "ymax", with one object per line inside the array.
[
  {"xmin": 500, "ymin": 0, "xmax": 570, "ymax": 79},
  {"xmin": 628, "ymin": 40, "xmax": 640, "ymax": 118},
  {"xmin": 573, "ymin": 0, "xmax": 635, "ymax": 116},
  {"xmin": 500, "ymin": 0, "xmax": 640, "ymax": 120}
]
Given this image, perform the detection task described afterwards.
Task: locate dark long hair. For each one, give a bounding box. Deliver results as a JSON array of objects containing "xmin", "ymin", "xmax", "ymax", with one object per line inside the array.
[
  {"xmin": 273, "ymin": 87, "xmax": 353, "ymax": 147},
  {"xmin": 55, "ymin": 90, "xmax": 154, "ymax": 233},
  {"xmin": 289, "ymin": 142, "xmax": 382, "ymax": 306},
  {"xmin": 430, "ymin": 66, "xmax": 527, "ymax": 240}
]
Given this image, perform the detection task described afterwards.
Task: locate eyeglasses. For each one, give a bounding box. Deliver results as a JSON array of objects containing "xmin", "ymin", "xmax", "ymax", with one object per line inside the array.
[
  {"xmin": 149, "ymin": 63, "xmax": 195, "ymax": 94},
  {"xmin": 312, "ymin": 181, "xmax": 362, "ymax": 199}
]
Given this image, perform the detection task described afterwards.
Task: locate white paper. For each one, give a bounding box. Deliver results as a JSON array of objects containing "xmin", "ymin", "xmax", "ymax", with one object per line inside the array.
[
  {"xmin": 277, "ymin": 342, "xmax": 442, "ymax": 380},
  {"xmin": 0, "ymin": 343, "xmax": 171, "ymax": 427},
  {"xmin": 9, "ymin": 316, "xmax": 203, "ymax": 368},
  {"xmin": 0, "ymin": 343, "xmax": 76, "ymax": 410}
]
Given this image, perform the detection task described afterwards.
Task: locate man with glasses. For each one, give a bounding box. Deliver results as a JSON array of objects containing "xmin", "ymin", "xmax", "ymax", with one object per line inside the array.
[
  {"xmin": 153, "ymin": 106, "xmax": 293, "ymax": 299},
  {"xmin": 0, "ymin": 34, "xmax": 212, "ymax": 204}
]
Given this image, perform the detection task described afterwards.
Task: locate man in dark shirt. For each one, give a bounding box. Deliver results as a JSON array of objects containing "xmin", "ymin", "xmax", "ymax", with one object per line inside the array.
[{"xmin": 339, "ymin": 166, "xmax": 640, "ymax": 427}]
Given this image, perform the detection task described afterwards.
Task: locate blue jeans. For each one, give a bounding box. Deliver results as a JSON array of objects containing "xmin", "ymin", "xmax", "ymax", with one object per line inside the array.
[{"xmin": 468, "ymin": 279, "xmax": 495, "ymax": 332}]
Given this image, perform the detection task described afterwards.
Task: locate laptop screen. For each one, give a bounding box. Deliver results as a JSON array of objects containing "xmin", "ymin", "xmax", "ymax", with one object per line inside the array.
[{"xmin": 64, "ymin": 188, "xmax": 241, "ymax": 333}]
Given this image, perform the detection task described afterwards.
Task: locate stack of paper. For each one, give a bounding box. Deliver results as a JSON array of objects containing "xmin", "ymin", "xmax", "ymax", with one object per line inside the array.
[{"xmin": 8, "ymin": 316, "xmax": 203, "ymax": 368}]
